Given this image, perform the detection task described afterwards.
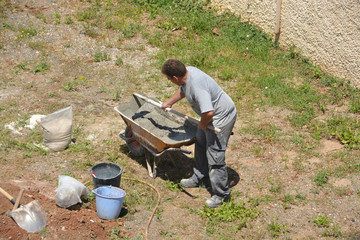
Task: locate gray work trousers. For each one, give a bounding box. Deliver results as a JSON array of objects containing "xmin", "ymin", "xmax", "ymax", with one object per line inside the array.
[{"xmin": 190, "ymin": 115, "xmax": 236, "ymax": 198}]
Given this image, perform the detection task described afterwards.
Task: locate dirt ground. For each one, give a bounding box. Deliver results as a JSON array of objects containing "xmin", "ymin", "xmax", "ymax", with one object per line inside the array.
[{"xmin": 1, "ymin": 1, "xmax": 360, "ymax": 240}]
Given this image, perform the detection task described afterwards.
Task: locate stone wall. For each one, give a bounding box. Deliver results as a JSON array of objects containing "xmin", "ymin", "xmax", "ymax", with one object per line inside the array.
[{"xmin": 211, "ymin": 0, "xmax": 360, "ymax": 87}]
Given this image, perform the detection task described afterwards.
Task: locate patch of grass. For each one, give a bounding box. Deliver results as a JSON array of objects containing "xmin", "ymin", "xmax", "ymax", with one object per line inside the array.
[
  {"xmin": 165, "ymin": 180, "xmax": 183, "ymax": 192},
  {"xmin": 61, "ymin": 76, "xmax": 88, "ymax": 91},
  {"xmin": 28, "ymin": 41, "xmax": 48, "ymax": 55},
  {"xmin": 32, "ymin": 61, "xmax": 50, "ymax": 74},
  {"xmin": 62, "ymin": 79, "xmax": 76, "ymax": 91},
  {"xmin": 94, "ymin": 52, "xmax": 111, "ymax": 62},
  {"xmin": 327, "ymin": 115, "xmax": 360, "ymax": 148},
  {"xmin": 67, "ymin": 141, "xmax": 93, "ymax": 155},
  {"xmin": 122, "ymin": 22, "xmax": 142, "ymax": 38},
  {"xmin": 313, "ymin": 170, "xmax": 329, "ymax": 186},
  {"xmin": 282, "ymin": 194, "xmax": 295, "ymax": 209},
  {"xmin": 115, "ymin": 56, "xmax": 123, "ymax": 66},
  {"xmin": 295, "ymin": 192, "xmax": 307, "ymax": 202},
  {"xmin": 71, "ymin": 157, "xmax": 95, "ymax": 170},
  {"xmin": 82, "ymin": 24, "xmax": 98, "ymax": 38},
  {"xmin": 54, "ymin": 12, "xmax": 61, "ymax": 24},
  {"xmin": 35, "ymin": 13, "xmax": 47, "ymax": 22},
  {"xmin": 2, "ymin": 21, "xmax": 16, "ymax": 31},
  {"xmin": 0, "ymin": 130, "xmax": 48, "ymax": 158},
  {"xmin": 197, "ymin": 199, "xmax": 259, "ymax": 236},
  {"xmin": 16, "ymin": 63, "xmax": 30, "ymax": 71},
  {"xmin": 123, "ymin": 181, "xmax": 157, "ymax": 212},
  {"xmin": 269, "ymin": 185, "xmax": 281, "ymax": 193},
  {"xmin": 108, "ymin": 225, "xmax": 128, "ymax": 240},
  {"xmin": 77, "ymin": 7, "xmax": 97, "ymax": 22},
  {"xmin": 268, "ymin": 219, "xmax": 287, "ymax": 237},
  {"xmin": 311, "ymin": 215, "xmax": 332, "ymax": 228},
  {"xmin": 18, "ymin": 25, "xmax": 38, "ymax": 37},
  {"xmin": 65, "ymin": 16, "xmax": 74, "ymax": 24},
  {"xmin": 242, "ymin": 122, "xmax": 280, "ymax": 142},
  {"xmin": 321, "ymin": 226, "xmax": 342, "ymax": 238}
]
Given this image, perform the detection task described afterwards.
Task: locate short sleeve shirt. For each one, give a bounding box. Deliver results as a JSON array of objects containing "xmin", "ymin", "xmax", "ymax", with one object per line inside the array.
[{"xmin": 180, "ymin": 67, "xmax": 236, "ymax": 127}]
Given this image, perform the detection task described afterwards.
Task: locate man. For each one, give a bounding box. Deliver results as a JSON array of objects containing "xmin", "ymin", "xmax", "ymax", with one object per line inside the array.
[{"xmin": 161, "ymin": 59, "xmax": 237, "ymax": 208}]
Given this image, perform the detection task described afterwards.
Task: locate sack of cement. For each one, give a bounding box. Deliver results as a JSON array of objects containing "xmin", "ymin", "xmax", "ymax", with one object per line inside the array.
[
  {"xmin": 41, "ymin": 106, "xmax": 72, "ymax": 151},
  {"xmin": 55, "ymin": 175, "xmax": 90, "ymax": 208}
]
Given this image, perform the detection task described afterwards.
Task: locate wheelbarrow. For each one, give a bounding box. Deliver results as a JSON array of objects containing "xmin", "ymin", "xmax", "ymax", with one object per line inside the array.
[{"xmin": 114, "ymin": 93, "xmax": 199, "ymax": 178}]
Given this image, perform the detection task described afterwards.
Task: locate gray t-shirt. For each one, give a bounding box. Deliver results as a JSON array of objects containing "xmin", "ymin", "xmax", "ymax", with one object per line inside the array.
[{"xmin": 180, "ymin": 66, "xmax": 236, "ymax": 128}]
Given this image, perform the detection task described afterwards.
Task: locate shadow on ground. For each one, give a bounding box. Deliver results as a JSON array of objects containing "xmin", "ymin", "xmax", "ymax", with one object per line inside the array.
[{"xmin": 123, "ymin": 145, "xmax": 240, "ymax": 190}]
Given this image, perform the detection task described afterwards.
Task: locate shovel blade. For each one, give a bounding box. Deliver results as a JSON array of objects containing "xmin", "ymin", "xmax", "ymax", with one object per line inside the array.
[{"xmin": 9, "ymin": 200, "xmax": 47, "ymax": 233}]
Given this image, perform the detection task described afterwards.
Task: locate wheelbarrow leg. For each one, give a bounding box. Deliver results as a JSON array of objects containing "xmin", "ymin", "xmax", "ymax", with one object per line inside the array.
[{"xmin": 145, "ymin": 150, "xmax": 157, "ymax": 178}]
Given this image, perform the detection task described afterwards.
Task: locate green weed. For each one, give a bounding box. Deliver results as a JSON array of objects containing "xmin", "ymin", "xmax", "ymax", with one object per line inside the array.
[
  {"xmin": 311, "ymin": 215, "xmax": 332, "ymax": 228},
  {"xmin": 16, "ymin": 63, "xmax": 29, "ymax": 71},
  {"xmin": 2, "ymin": 21, "xmax": 15, "ymax": 31},
  {"xmin": 65, "ymin": 16, "xmax": 74, "ymax": 24},
  {"xmin": 166, "ymin": 180, "xmax": 183, "ymax": 192},
  {"xmin": 122, "ymin": 22, "xmax": 141, "ymax": 38},
  {"xmin": 94, "ymin": 52, "xmax": 111, "ymax": 62},
  {"xmin": 282, "ymin": 194, "xmax": 295, "ymax": 209},
  {"xmin": 77, "ymin": 8, "xmax": 97, "ymax": 22},
  {"xmin": 242, "ymin": 122, "xmax": 279, "ymax": 142},
  {"xmin": 32, "ymin": 61, "xmax": 50, "ymax": 74},
  {"xmin": 269, "ymin": 185, "xmax": 281, "ymax": 193},
  {"xmin": 28, "ymin": 41, "xmax": 48, "ymax": 55},
  {"xmin": 198, "ymin": 199, "xmax": 259, "ymax": 235},
  {"xmin": 327, "ymin": 115, "xmax": 360, "ymax": 148},
  {"xmin": 115, "ymin": 57, "xmax": 123, "ymax": 66},
  {"xmin": 61, "ymin": 76, "xmax": 88, "ymax": 91},
  {"xmin": 62, "ymin": 80, "xmax": 76, "ymax": 91},
  {"xmin": 108, "ymin": 226, "xmax": 128, "ymax": 240},
  {"xmin": 35, "ymin": 13, "xmax": 46, "ymax": 22},
  {"xmin": 54, "ymin": 12, "xmax": 61, "ymax": 24},
  {"xmin": 268, "ymin": 219, "xmax": 287, "ymax": 237},
  {"xmin": 18, "ymin": 25, "xmax": 38, "ymax": 37},
  {"xmin": 321, "ymin": 226, "xmax": 342, "ymax": 238},
  {"xmin": 314, "ymin": 170, "xmax": 329, "ymax": 186}
]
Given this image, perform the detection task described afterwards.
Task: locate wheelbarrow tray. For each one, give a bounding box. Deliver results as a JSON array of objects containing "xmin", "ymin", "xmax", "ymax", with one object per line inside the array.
[{"xmin": 114, "ymin": 93, "xmax": 197, "ymax": 153}]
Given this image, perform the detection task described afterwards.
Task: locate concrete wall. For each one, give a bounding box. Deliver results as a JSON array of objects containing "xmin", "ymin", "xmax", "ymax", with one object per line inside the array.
[{"xmin": 211, "ymin": 0, "xmax": 360, "ymax": 87}]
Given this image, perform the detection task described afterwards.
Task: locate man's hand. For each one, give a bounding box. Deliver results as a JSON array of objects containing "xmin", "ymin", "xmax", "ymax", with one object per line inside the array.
[
  {"xmin": 161, "ymin": 102, "xmax": 172, "ymax": 110},
  {"xmin": 161, "ymin": 88, "xmax": 185, "ymax": 110}
]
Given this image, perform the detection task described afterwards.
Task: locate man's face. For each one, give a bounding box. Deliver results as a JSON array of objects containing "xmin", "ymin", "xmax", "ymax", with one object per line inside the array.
[{"xmin": 165, "ymin": 75, "xmax": 181, "ymax": 85}]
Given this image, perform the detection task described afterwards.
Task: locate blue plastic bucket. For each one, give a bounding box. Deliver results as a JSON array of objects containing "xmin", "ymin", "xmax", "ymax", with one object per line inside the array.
[{"xmin": 92, "ymin": 186, "xmax": 126, "ymax": 220}]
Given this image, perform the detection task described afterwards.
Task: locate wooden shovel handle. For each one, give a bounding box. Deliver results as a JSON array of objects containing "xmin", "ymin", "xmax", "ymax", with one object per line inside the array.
[
  {"xmin": 12, "ymin": 189, "xmax": 24, "ymax": 211},
  {"xmin": 0, "ymin": 187, "xmax": 15, "ymax": 203}
]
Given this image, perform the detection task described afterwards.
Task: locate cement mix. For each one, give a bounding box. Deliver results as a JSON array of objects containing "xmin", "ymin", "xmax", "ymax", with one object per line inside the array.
[{"xmin": 132, "ymin": 103, "xmax": 196, "ymax": 145}]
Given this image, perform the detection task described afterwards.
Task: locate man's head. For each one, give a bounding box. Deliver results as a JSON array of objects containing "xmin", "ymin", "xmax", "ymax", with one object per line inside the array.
[{"xmin": 161, "ymin": 59, "xmax": 187, "ymax": 85}]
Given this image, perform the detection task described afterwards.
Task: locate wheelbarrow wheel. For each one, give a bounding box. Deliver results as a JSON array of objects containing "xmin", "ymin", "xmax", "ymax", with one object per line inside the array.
[{"xmin": 125, "ymin": 127, "xmax": 145, "ymax": 157}]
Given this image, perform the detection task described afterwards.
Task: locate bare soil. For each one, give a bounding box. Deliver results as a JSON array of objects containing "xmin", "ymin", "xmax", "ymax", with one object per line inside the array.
[{"xmin": 1, "ymin": 1, "xmax": 359, "ymax": 240}]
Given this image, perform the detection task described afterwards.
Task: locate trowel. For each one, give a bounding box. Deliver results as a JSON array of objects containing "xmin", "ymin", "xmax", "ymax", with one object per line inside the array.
[{"xmin": 0, "ymin": 186, "xmax": 47, "ymax": 233}]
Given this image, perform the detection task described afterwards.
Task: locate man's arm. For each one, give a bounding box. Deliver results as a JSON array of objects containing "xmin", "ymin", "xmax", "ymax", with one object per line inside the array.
[
  {"xmin": 199, "ymin": 110, "xmax": 214, "ymax": 130},
  {"xmin": 161, "ymin": 88, "xmax": 185, "ymax": 109}
]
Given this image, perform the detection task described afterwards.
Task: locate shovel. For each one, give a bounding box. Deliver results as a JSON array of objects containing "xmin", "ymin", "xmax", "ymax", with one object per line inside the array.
[{"xmin": 0, "ymin": 186, "xmax": 47, "ymax": 233}]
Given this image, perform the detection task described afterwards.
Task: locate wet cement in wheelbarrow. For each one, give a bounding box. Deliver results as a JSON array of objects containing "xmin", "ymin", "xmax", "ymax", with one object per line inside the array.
[{"xmin": 131, "ymin": 103, "xmax": 197, "ymax": 145}]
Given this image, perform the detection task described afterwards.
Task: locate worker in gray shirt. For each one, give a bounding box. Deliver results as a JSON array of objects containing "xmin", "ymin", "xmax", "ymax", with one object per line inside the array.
[{"xmin": 161, "ymin": 59, "xmax": 237, "ymax": 208}]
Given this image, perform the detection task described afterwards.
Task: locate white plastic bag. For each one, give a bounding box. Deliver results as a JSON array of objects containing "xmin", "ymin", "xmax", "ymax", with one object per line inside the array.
[
  {"xmin": 55, "ymin": 175, "xmax": 90, "ymax": 208},
  {"xmin": 41, "ymin": 106, "xmax": 72, "ymax": 151}
]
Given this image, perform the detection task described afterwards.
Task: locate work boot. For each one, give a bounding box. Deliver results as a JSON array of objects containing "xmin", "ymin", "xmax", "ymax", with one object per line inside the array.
[
  {"xmin": 180, "ymin": 178, "xmax": 199, "ymax": 188},
  {"xmin": 205, "ymin": 194, "xmax": 231, "ymax": 208}
]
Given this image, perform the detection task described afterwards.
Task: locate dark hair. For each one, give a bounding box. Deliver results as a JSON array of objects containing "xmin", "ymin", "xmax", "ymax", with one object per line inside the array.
[{"xmin": 161, "ymin": 59, "xmax": 187, "ymax": 77}]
